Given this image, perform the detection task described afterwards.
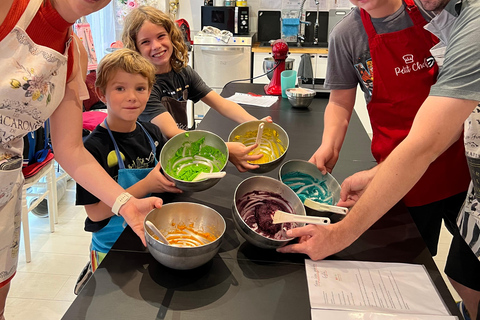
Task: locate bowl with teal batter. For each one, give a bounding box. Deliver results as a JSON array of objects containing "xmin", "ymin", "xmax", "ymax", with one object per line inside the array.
[
  {"xmin": 160, "ymin": 131, "xmax": 229, "ymax": 192},
  {"xmin": 278, "ymin": 159, "xmax": 341, "ymax": 206},
  {"xmin": 228, "ymin": 120, "xmax": 289, "ymax": 174}
]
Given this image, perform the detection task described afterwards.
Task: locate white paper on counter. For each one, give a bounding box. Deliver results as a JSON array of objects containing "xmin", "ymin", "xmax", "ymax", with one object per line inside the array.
[
  {"xmin": 226, "ymin": 93, "xmax": 279, "ymax": 108},
  {"xmin": 311, "ymin": 309, "xmax": 458, "ymax": 320},
  {"xmin": 305, "ymin": 260, "xmax": 451, "ymax": 316}
]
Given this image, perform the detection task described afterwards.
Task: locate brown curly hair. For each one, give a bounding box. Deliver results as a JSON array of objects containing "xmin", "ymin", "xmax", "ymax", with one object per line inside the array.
[
  {"xmin": 122, "ymin": 6, "xmax": 188, "ymax": 73},
  {"xmin": 95, "ymin": 48, "xmax": 156, "ymax": 94}
]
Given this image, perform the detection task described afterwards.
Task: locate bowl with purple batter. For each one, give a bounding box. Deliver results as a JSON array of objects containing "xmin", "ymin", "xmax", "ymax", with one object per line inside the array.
[{"xmin": 232, "ymin": 176, "xmax": 306, "ymax": 249}]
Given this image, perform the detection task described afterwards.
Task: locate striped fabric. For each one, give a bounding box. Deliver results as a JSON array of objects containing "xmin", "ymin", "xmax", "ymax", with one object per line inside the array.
[{"xmin": 458, "ymin": 182, "xmax": 480, "ymax": 259}]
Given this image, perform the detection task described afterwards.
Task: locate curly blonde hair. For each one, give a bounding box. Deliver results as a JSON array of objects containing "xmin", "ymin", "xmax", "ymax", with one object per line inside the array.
[
  {"xmin": 95, "ymin": 48, "xmax": 156, "ymax": 93},
  {"xmin": 122, "ymin": 6, "xmax": 188, "ymax": 73}
]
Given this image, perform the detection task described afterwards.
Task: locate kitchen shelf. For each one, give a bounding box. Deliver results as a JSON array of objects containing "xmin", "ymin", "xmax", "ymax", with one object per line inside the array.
[{"xmin": 252, "ymin": 42, "xmax": 328, "ymax": 54}]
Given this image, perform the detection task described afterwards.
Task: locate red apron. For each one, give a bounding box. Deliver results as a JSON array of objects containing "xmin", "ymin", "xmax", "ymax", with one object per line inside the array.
[{"xmin": 361, "ymin": 0, "xmax": 469, "ymax": 207}]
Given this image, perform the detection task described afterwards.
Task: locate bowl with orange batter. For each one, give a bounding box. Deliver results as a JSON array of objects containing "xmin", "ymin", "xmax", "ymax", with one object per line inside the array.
[
  {"xmin": 228, "ymin": 120, "xmax": 289, "ymax": 174},
  {"xmin": 144, "ymin": 202, "xmax": 226, "ymax": 270}
]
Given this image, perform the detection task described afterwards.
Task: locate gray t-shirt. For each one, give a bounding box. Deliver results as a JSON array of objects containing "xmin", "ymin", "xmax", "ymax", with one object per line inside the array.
[
  {"xmin": 429, "ymin": 0, "xmax": 480, "ymax": 102},
  {"xmin": 324, "ymin": 0, "xmax": 433, "ymax": 103},
  {"xmin": 438, "ymin": 0, "xmax": 480, "ymax": 259}
]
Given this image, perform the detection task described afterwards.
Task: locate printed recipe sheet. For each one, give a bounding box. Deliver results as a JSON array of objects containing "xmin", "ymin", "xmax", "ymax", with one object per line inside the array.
[{"xmin": 305, "ymin": 260, "xmax": 451, "ymax": 316}]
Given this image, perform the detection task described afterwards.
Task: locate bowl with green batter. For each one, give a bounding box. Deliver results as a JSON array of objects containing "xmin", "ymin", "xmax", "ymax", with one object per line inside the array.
[{"xmin": 160, "ymin": 131, "xmax": 229, "ymax": 192}]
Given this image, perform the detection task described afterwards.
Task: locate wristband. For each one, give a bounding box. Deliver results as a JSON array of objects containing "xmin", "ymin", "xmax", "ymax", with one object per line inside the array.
[{"xmin": 112, "ymin": 192, "xmax": 132, "ymax": 216}]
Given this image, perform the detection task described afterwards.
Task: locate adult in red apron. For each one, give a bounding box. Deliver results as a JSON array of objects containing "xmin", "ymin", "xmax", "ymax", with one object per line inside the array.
[
  {"xmin": 0, "ymin": 0, "xmax": 70, "ymax": 292},
  {"xmin": 361, "ymin": 0, "xmax": 470, "ymax": 252}
]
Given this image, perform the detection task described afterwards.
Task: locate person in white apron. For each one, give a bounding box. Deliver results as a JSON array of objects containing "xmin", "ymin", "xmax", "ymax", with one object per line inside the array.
[{"xmin": 0, "ymin": 1, "xmax": 163, "ymax": 317}]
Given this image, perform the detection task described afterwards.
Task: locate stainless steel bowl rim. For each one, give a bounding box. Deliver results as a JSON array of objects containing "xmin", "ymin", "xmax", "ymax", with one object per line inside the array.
[
  {"xmin": 286, "ymin": 88, "xmax": 316, "ymax": 98},
  {"xmin": 232, "ymin": 175, "xmax": 306, "ymax": 248},
  {"xmin": 145, "ymin": 202, "xmax": 226, "ymax": 248},
  {"xmin": 159, "ymin": 130, "xmax": 229, "ymax": 191},
  {"xmin": 278, "ymin": 159, "xmax": 342, "ymax": 204},
  {"xmin": 145, "ymin": 202, "xmax": 226, "ymax": 270},
  {"xmin": 227, "ymin": 120, "xmax": 289, "ymax": 166}
]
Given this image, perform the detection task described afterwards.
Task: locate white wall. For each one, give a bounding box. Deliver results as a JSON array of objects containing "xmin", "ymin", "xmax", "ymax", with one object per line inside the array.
[{"xmin": 355, "ymin": 85, "xmax": 372, "ymax": 138}]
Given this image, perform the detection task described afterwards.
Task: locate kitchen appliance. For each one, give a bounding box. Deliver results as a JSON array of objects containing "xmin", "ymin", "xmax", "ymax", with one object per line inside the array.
[
  {"xmin": 263, "ymin": 57, "xmax": 294, "ymax": 80},
  {"xmin": 193, "ymin": 33, "xmax": 254, "ymax": 120},
  {"xmin": 328, "ymin": 8, "xmax": 349, "ymax": 37},
  {"xmin": 257, "ymin": 10, "xmax": 281, "ymax": 46},
  {"xmin": 264, "ymin": 40, "xmax": 289, "ymax": 96},
  {"xmin": 201, "ymin": 6, "xmax": 249, "ymax": 35},
  {"xmin": 305, "ymin": 10, "xmax": 328, "ymax": 46}
]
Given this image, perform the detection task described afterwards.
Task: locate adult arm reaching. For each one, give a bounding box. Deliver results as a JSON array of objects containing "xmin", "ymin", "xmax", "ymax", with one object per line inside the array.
[
  {"xmin": 309, "ymin": 88, "xmax": 356, "ymax": 174},
  {"xmin": 278, "ymin": 96, "xmax": 477, "ymax": 260}
]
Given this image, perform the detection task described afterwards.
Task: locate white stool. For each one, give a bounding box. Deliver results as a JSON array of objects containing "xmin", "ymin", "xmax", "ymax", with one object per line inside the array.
[{"xmin": 21, "ymin": 160, "xmax": 58, "ymax": 263}]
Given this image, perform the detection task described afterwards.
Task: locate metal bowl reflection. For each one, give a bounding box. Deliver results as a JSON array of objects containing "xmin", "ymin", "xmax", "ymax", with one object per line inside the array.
[
  {"xmin": 263, "ymin": 57, "xmax": 295, "ymax": 80},
  {"xmin": 160, "ymin": 130, "xmax": 229, "ymax": 192},
  {"xmin": 286, "ymin": 88, "xmax": 316, "ymax": 108},
  {"xmin": 228, "ymin": 120, "xmax": 289, "ymax": 174},
  {"xmin": 232, "ymin": 176, "xmax": 306, "ymax": 249},
  {"xmin": 145, "ymin": 202, "xmax": 226, "ymax": 270},
  {"xmin": 279, "ymin": 159, "xmax": 341, "ymax": 205}
]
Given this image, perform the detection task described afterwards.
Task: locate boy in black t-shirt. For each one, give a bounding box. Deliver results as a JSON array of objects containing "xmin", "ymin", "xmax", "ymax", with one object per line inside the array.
[{"xmin": 76, "ymin": 48, "xmax": 182, "ymax": 272}]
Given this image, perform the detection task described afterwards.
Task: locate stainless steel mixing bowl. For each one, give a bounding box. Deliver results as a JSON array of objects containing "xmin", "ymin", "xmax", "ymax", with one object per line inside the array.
[
  {"xmin": 228, "ymin": 120, "xmax": 289, "ymax": 174},
  {"xmin": 160, "ymin": 130, "xmax": 229, "ymax": 192},
  {"xmin": 263, "ymin": 57, "xmax": 295, "ymax": 80},
  {"xmin": 145, "ymin": 202, "xmax": 226, "ymax": 270},
  {"xmin": 232, "ymin": 176, "xmax": 306, "ymax": 249},
  {"xmin": 278, "ymin": 159, "xmax": 341, "ymax": 204},
  {"xmin": 285, "ymin": 87, "xmax": 316, "ymax": 108}
]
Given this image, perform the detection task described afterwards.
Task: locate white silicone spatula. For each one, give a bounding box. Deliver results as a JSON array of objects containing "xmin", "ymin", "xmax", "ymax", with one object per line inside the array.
[
  {"xmin": 191, "ymin": 171, "xmax": 226, "ymax": 182},
  {"xmin": 272, "ymin": 210, "xmax": 330, "ymax": 225},
  {"xmin": 252, "ymin": 122, "xmax": 265, "ymax": 154},
  {"xmin": 145, "ymin": 220, "xmax": 169, "ymax": 245},
  {"xmin": 304, "ymin": 198, "xmax": 348, "ymax": 215}
]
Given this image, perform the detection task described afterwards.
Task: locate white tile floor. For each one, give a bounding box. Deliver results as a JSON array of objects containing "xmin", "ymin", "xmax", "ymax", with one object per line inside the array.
[
  {"xmin": 5, "ymin": 180, "xmax": 91, "ymax": 320},
  {"xmin": 4, "ymin": 180, "xmax": 461, "ymax": 320}
]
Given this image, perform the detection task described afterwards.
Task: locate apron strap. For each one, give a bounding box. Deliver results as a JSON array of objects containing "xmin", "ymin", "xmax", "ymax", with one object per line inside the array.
[
  {"xmin": 103, "ymin": 119, "xmax": 126, "ymax": 170},
  {"xmin": 403, "ymin": 0, "xmax": 428, "ymax": 26},
  {"xmin": 360, "ymin": 0, "xmax": 429, "ymax": 38},
  {"xmin": 136, "ymin": 122, "xmax": 157, "ymax": 160},
  {"xmin": 103, "ymin": 120, "xmax": 158, "ymax": 169},
  {"xmin": 360, "ymin": 8, "xmax": 377, "ymax": 39},
  {"xmin": 17, "ymin": 0, "xmax": 44, "ymax": 30}
]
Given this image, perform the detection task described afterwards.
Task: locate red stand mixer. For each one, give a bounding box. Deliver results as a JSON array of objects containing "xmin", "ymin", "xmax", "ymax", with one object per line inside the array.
[{"xmin": 264, "ymin": 40, "xmax": 289, "ymax": 95}]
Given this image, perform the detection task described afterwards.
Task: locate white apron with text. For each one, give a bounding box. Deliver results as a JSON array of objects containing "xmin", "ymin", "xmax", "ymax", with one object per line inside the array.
[{"xmin": 0, "ymin": 0, "xmax": 69, "ymax": 284}]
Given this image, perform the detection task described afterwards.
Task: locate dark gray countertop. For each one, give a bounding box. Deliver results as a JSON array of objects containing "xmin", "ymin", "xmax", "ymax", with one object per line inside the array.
[{"xmin": 62, "ymin": 83, "xmax": 460, "ymax": 320}]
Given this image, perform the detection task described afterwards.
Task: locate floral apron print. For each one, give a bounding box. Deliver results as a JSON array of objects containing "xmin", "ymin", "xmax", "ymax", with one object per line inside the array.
[
  {"xmin": 459, "ymin": 105, "xmax": 480, "ymax": 260},
  {"xmin": 0, "ymin": 0, "xmax": 69, "ymax": 284}
]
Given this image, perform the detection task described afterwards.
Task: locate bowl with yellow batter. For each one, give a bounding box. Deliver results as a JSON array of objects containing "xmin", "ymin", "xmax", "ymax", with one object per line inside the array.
[
  {"xmin": 145, "ymin": 202, "xmax": 226, "ymax": 270},
  {"xmin": 160, "ymin": 130, "xmax": 229, "ymax": 192},
  {"xmin": 228, "ymin": 120, "xmax": 289, "ymax": 174}
]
